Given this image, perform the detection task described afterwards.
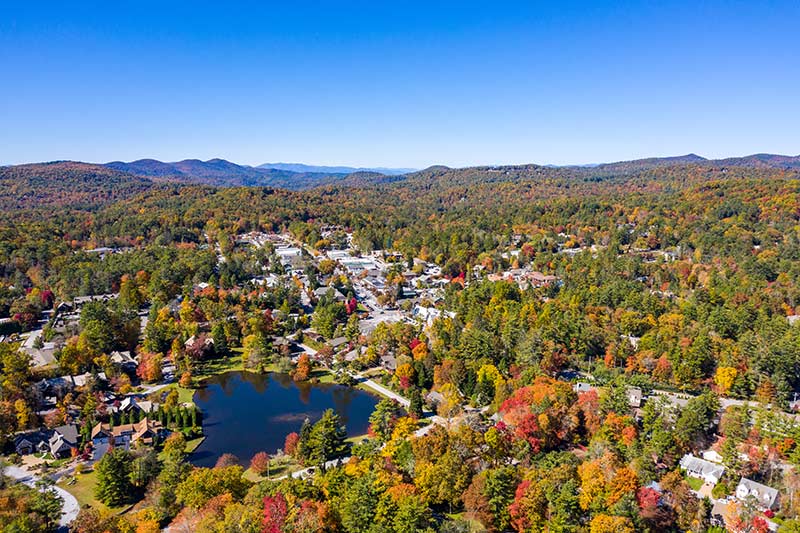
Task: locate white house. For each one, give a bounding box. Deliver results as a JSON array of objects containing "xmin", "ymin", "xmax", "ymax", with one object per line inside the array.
[
  {"xmin": 702, "ymin": 449, "xmax": 724, "ymax": 464},
  {"xmin": 736, "ymin": 477, "xmax": 779, "ymax": 510},
  {"xmin": 679, "ymin": 454, "xmax": 725, "ymax": 485}
]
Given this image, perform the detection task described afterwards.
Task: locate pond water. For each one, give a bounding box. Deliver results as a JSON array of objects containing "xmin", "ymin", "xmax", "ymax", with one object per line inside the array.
[{"xmin": 190, "ymin": 371, "xmax": 379, "ymax": 467}]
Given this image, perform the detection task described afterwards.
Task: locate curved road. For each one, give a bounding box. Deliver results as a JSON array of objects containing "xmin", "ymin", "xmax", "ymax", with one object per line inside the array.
[{"xmin": 4, "ymin": 465, "xmax": 80, "ymax": 530}]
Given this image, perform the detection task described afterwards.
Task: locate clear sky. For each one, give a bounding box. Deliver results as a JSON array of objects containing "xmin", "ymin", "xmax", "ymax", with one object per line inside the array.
[{"xmin": 1, "ymin": 1, "xmax": 798, "ymax": 168}]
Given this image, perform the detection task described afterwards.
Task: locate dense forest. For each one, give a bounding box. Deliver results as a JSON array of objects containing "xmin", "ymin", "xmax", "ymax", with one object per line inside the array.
[{"xmin": 1, "ymin": 157, "xmax": 800, "ymax": 532}]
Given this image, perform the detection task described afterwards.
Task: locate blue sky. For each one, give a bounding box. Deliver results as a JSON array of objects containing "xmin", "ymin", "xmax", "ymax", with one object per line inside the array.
[{"xmin": 1, "ymin": 1, "xmax": 798, "ymax": 168}]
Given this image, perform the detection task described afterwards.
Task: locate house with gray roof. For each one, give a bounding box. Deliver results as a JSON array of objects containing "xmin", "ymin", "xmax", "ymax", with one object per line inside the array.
[
  {"xmin": 736, "ymin": 477, "xmax": 779, "ymax": 510},
  {"xmin": 679, "ymin": 454, "xmax": 725, "ymax": 485},
  {"xmin": 48, "ymin": 424, "xmax": 79, "ymax": 458}
]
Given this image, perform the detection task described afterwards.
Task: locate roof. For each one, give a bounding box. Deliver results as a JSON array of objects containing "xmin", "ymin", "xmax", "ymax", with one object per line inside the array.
[
  {"xmin": 110, "ymin": 351, "xmax": 136, "ymax": 365},
  {"xmin": 91, "ymin": 418, "xmax": 164, "ymax": 442},
  {"xmin": 314, "ymin": 286, "xmax": 345, "ymax": 300},
  {"xmin": 117, "ymin": 397, "xmax": 157, "ymax": 413},
  {"xmin": 53, "ymin": 424, "xmax": 79, "ymax": 444},
  {"xmin": 679, "ymin": 454, "xmax": 725, "ymax": 480},
  {"xmin": 14, "ymin": 430, "xmax": 48, "ymax": 447},
  {"xmin": 71, "ymin": 372, "xmax": 107, "ymax": 387},
  {"xmin": 329, "ymin": 337, "xmax": 348, "ymax": 348},
  {"xmin": 737, "ymin": 477, "xmax": 779, "ymax": 508}
]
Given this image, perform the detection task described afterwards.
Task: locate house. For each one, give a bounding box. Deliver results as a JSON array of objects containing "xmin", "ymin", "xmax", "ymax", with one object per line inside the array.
[
  {"xmin": 329, "ymin": 337, "xmax": 349, "ymax": 351},
  {"xmin": 184, "ymin": 335, "xmax": 214, "ymax": 351},
  {"xmin": 342, "ymin": 346, "xmax": 366, "ymax": 363},
  {"xmin": 273, "ymin": 336, "xmax": 292, "ymax": 352},
  {"xmin": 48, "ymin": 424, "xmax": 79, "ymax": 458},
  {"xmin": 573, "ymin": 382, "xmax": 595, "ymax": 394},
  {"xmin": 71, "ymin": 372, "xmax": 107, "ymax": 388},
  {"xmin": 626, "ymin": 387, "xmax": 643, "ymax": 408},
  {"xmin": 679, "ymin": 454, "xmax": 725, "ymax": 485},
  {"xmin": 380, "ymin": 354, "xmax": 397, "ymax": 372},
  {"xmin": 37, "ymin": 376, "xmax": 75, "ymax": 397},
  {"xmin": 526, "ymin": 271, "xmax": 558, "ymax": 288},
  {"xmin": 303, "ymin": 329, "xmax": 324, "ymax": 343},
  {"xmin": 91, "ymin": 418, "xmax": 167, "ymax": 457},
  {"xmin": 13, "ymin": 431, "xmax": 49, "ymax": 455},
  {"xmin": 426, "ymin": 390, "xmax": 444, "ymax": 408},
  {"xmin": 314, "ymin": 286, "xmax": 346, "ymax": 302},
  {"xmin": 412, "ymin": 305, "xmax": 455, "ymax": 326},
  {"xmin": 112, "ymin": 397, "xmax": 158, "ymax": 416},
  {"xmin": 621, "ymin": 335, "xmax": 641, "ymax": 350},
  {"xmin": 736, "ymin": 477, "xmax": 779, "ymax": 510},
  {"xmin": 702, "ymin": 449, "xmax": 724, "ymax": 464},
  {"xmin": 109, "ymin": 350, "xmax": 137, "ymax": 370}
]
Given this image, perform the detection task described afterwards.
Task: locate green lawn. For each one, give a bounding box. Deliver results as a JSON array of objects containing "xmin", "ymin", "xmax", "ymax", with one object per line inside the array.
[
  {"xmin": 345, "ymin": 433, "xmax": 368, "ymax": 445},
  {"xmin": 185, "ymin": 436, "xmax": 205, "ymax": 453},
  {"xmin": 685, "ymin": 476, "xmax": 703, "ymax": 491},
  {"xmin": 193, "ymin": 353, "xmax": 244, "ymax": 381},
  {"xmin": 302, "ymin": 338, "xmax": 327, "ymax": 351},
  {"xmin": 310, "ymin": 368, "xmax": 336, "ymax": 383},
  {"xmin": 243, "ymin": 457, "xmax": 303, "ymax": 482},
  {"xmin": 58, "ymin": 468, "xmax": 132, "ymax": 514}
]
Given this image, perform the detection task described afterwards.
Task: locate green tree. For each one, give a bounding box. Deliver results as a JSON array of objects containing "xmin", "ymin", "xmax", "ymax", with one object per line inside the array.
[
  {"xmin": 306, "ymin": 409, "xmax": 347, "ymax": 466},
  {"xmin": 369, "ymin": 398, "xmax": 401, "ymax": 442},
  {"xmin": 408, "ymin": 387, "xmax": 424, "ymax": 419},
  {"xmin": 339, "ymin": 474, "xmax": 379, "ymax": 533},
  {"xmin": 94, "ymin": 449, "xmax": 134, "ymax": 506}
]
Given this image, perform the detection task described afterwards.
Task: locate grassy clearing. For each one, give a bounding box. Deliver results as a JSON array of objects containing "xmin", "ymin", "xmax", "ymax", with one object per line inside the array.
[
  {"xmin": 685, "ymin": 476, "xmax": 703, "ymax": 491},
  {"xmin": 310, "ymin": 368, "xmax": 336, "ymax": 384},
  {"xmin": 193, "ymin": 353, "xmax": 244, "ymax": 381},
  {"xmin": 243, "ymin": 457, "xmax": 303, "ymax": 482},
  {"xmin": 185, "ymin": 436, "xmax": 205, "ymax": 453},
  {"xmin": 345, "ymin": 433, "xmax": 368, "ymax": 445},
  {"xmin": 58, "ymin": 468, "xmax": 132, "ymax": 514},
  {"xmin": 443, "ymin": 513, "xmax": 487, "ymax": 531}
]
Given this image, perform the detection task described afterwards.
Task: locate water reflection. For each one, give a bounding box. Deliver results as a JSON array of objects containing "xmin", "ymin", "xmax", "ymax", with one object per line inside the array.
[{"xmin": 191, "ymin": 371, "xmax": 378, "ymax": 467}]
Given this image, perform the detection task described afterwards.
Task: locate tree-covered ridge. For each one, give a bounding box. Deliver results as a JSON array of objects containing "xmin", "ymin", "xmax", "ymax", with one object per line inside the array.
[{"xmin": 0, "ymin": 161, "xmax": 153, "ymax": 211}]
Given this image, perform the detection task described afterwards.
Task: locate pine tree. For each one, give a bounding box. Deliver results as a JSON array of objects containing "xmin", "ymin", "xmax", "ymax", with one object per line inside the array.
[
  {"xmin": 307, "ymin": 409, "xmax": 346, "ymax": 467},
  {"xmin": 408, "ymin": 387, "xmax": 424, "ymax": 419},
  {"xmin": 94, "ymin": 449, "xmax": 133, "ymax": 506},
  {"xmin": 212, "ymin": 322, "xmax": 229, "ymax": 357},
  {"xmin": 297, "ymin": 418, "xmax": 312, "ymax": 464}
]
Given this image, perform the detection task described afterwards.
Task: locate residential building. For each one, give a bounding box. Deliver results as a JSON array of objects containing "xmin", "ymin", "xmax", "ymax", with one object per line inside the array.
[
  {"xmin": 736, "ymin": 477, "xmax": 779, "ymax": 510},
  {"xmin": 679, "ymin": 454, "xmax": 725, "ymax": 485}
]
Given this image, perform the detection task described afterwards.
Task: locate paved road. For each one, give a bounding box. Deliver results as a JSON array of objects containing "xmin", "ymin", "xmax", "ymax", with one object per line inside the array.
[
  {"xmin": 354, "ymin": 374, "xmax": 410, "ymax": 407},
  {"xmin": 4, "ymin": 465, "xmax": 79, "ymax": 530}
]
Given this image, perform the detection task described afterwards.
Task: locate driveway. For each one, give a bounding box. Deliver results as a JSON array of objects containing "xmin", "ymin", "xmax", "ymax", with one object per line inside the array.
[{"xmin": 4, "ymin": 465, "xmax": 80, "ymax": 530}]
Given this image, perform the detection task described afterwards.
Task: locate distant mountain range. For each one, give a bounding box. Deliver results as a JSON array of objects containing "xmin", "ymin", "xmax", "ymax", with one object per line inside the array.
[
  {"xmin": 102, "ymin": 153, "xmax": 800, "ymax": 190},
  {"xmin": 1, "ymin": 153, "xmax": 797, "ymax": 205},
  {"xmin": 583, "ymin": 153, "xmax": 800, "ymax": 172},
  {"xmin": 258, "ymin": 163, "xmax": 416, "ymax": 175},
  {"xmin": 104, "ymin": 158, "xmax": 353, "ymax": 189},
  {"xmin": 104, "ymin": 158, "xmax": 416, "ymax": 189}
]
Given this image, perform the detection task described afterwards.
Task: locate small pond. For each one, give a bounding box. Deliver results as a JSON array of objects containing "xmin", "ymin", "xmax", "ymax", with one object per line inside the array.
[{"xmin": 190, "ymin": 371, "xmax": 378, "ymax": 467}]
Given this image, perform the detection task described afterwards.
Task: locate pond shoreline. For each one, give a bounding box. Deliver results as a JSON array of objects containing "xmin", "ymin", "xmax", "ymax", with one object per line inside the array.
[{"xmin": 188, "ymin": 370, "xmax": 379, "ymax": 467}]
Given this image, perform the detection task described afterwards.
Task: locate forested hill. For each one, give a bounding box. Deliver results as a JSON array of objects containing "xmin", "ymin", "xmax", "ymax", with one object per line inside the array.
[
  {"xmin": 0, "ymin": 161, "xmax": 153, "ymax": 211},
  {"xmin": 713, "ymin": 153, "xmax": 800, "ymax": 169},
  {"xmin": 105, "ymin": 158, "xmax": 353, "ymax": 189},
  {"xmin": 2, "ymin": 155, "xmax": 798, "ymax": 219}
]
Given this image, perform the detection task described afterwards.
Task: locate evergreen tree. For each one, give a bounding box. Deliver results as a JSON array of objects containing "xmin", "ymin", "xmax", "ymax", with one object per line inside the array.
[
  {"xmin": 211, "ymin": 322, "xmax": 229, "ymax": 357},
  {"xmin": 297, "ymin": 418, "xmax": 312, "ymax": 464},
  {"xmin": 369, "ymin": 398, "xmax": 400, "ymax": 442},
  {"xmin": 408, "ymin": 387, "xmax": 424, "ymax": 419},
  {"xmin": 94, "ymin": 449, "xmax": 133, "ymax": 506},
  {"xmin": 307, "ymin": 409, "xmax": 346, "ymax": 466}
]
